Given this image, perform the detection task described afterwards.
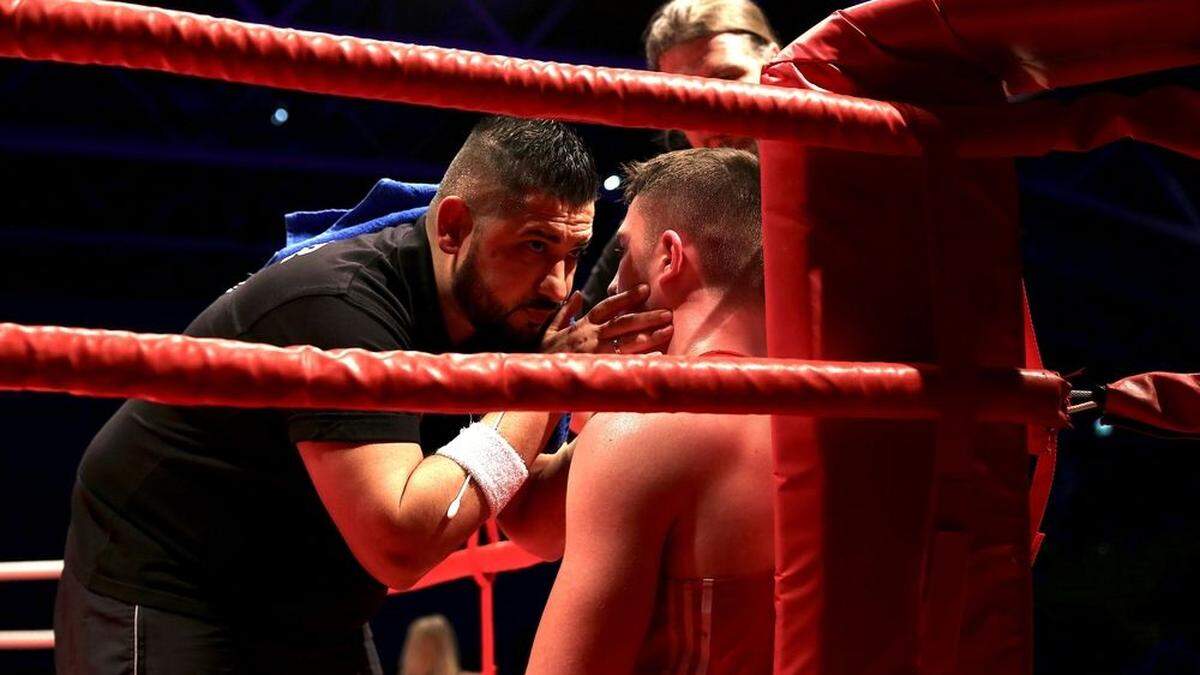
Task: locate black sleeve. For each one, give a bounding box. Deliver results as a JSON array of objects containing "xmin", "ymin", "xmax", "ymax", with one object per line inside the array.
[
  {"xmin": 580, "ymin": 234, "xmax": 622, "ymax": 313},
  {"xmin": 242, "ymin": 294, "xmax": 423, "ymax": 445}
]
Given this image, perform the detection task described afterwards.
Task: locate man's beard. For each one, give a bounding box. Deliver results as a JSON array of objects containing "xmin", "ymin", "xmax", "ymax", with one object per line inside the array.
[{"xmin": 451, "ymin": 246, "xmax": 558, "ymax": 352}]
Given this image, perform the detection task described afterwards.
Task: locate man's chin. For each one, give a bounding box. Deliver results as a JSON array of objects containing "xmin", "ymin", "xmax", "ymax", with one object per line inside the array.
[
  {"xmin": 508, "ymin": 322, "xmax": 547, "ymax": 351},
  {"xmin": 501, "ymin": 333, "xmax": 543, "ymax": 352},
  {"xmin": 465, "ymin": 323, "xmax": 543, "ymax": 353}
]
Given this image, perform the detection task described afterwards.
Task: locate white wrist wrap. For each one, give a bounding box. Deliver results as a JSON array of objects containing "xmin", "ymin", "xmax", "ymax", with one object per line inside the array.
[{"xmin": 436, "ymin": 422, "xmax": 528, "ymax": 514}]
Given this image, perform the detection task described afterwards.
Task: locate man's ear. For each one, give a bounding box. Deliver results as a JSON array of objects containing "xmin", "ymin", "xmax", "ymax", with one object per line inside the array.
[
  {"xmin": 434, "ymin": 196, "xmax": 473, "ymax": 255},
  {"xmin": 657, "ymin": 229, "xmax": 686, "ymax": 286}
]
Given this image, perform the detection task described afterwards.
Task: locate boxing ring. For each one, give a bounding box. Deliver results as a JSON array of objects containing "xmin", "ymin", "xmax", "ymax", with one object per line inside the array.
[{"xmin": 0, "ymin": 0, "xmax": 1198, "ymax": 672}]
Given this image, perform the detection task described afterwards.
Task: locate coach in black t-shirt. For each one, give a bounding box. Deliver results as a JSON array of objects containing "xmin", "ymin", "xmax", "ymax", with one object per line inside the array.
[{"xmin": 54, "ymin": 117, "xmax": 674, "ymax": 674}]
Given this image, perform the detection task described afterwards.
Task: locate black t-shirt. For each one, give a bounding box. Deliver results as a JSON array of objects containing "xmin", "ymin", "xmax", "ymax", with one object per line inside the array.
[{"xmin": 65, "ymin": 219, "xmax": 458, "ymax": 636}]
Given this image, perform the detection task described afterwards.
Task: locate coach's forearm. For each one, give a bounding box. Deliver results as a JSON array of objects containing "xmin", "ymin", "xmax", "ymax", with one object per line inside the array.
[
  {"xmin": 481, "ymin": 410, "xmax": 563, "ymax": 466},
  {"xmin": 498, "ymin": 443, "xmax": 572, "ymax": 561},
  {"xmin": 384, "ymin": 411, "xmax": 562, "ymax": 588}
]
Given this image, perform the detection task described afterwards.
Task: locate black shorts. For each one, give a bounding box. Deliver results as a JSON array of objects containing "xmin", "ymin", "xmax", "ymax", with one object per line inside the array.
[{"xmin": 53, "ymin": 568, "xmax": 382, "ymax": 675}]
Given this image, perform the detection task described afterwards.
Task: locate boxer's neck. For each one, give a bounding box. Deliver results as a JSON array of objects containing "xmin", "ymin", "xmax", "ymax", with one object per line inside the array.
[{"xmin": 665, "ymin": 287, "xmax": 765, "ymax": 358}]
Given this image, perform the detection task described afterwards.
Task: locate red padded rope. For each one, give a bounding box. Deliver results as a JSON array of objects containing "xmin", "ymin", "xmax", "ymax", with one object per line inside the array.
[
  {"xmin": 0, "ymin": 0, "xmax": 920, "ymax": 155},
  {"xmin": 0, "ymin": 323, "xmax": 1069, "ymax": 423},
  {"xmin": 0, "ymin": 542, "xmax": 541, "ymax": 593},
  {"xmin": 0, "ymin": 540, "xmax": 543, "ymax": 654},
  {"xmin": 1, "ymin": 0, "xmax": 1197, "ymax": 158},
  {"xmin": 1106, "ymin": 372, "xmax": 1200, "ymax": 435}
]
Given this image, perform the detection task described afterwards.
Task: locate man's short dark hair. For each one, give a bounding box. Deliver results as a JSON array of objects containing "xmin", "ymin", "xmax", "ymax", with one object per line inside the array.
[
  {"xmin": 436, "ymin": 116, "xmax": 599, "ymax": 215},
  {"xmin": 623, "ymin": 147, "xmax": 762, "ymax": 293}
]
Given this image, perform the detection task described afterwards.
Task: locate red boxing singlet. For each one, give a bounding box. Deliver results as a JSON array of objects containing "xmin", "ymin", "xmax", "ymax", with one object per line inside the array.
[{"xmin": 635, "ymin": 573, "xmax": 775, "ymax": 674}]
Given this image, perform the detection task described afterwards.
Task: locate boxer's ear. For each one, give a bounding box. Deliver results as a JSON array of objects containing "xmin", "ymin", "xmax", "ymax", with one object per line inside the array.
[
  {"xmin": 434, "ymin": 196, "xmax": 474, "ymax": 254},
  {"xmin": 656, "ymin": 229, "xmax": 686, "ymax": 287}
]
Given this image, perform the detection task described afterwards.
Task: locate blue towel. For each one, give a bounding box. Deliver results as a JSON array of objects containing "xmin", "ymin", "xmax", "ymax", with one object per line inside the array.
[{"xmin": 268, "ymin": 179, "xmax": 439, "ymax": 266}]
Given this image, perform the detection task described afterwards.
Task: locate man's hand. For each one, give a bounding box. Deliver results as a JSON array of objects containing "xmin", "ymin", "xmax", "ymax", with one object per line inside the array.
[{"xmin": 541, "ymin": 285, "xmax": 673, "ymax": 355}]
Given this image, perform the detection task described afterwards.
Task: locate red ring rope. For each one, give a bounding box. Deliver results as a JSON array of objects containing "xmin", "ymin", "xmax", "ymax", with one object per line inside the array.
[
  {"xmin": 1, "ymin": 0, "xmax": 1196, "ymax": 158},
  {"xmin": 0, "ymin": 323, "xmax": 1070, "ymax": 424},
  {"xmin": 1106, "ymin": 371, "xmax": 1200, "ymax": 434},
  {"xmin": 0, "ymin": 542, "xmax": 544, "ymax": 656}
]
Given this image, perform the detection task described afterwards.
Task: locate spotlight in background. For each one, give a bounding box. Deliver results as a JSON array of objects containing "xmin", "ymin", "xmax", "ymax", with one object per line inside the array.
[
  {"xmin": 1093, "ymin": 418, "xmax": 1114, "ymax": 438},
  {"xmin": 603, "ymin": 174, "xmax": 621, "ymax": 191},
  {"xmin": 271, "ymin": 107, "xmax": 289, "ymax": 126}
]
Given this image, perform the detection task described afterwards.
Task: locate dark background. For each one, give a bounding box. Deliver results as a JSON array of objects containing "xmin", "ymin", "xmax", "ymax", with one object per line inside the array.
[{"xmin": 1, "ymin": 1, "xmax": 1198, "ymax": 673}]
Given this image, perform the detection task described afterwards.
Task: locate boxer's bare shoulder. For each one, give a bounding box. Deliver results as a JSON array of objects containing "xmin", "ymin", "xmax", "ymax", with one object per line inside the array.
[
  {"xmin": 574, "ymin": 411, "xmax": 748, "ymax": 472},
  {"xmin": 568, "ymin": 411, "xmax": 707, "ymax": 512}
]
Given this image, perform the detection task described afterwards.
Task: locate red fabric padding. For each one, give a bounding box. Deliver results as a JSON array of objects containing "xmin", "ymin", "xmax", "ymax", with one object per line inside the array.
[
  {"xmin": 948, "ymin": 87, "xmax": 1200, "ymax": 160},
  {"xmin": 0, "ymin": 323, "xmax": 1068, "ymax": 422},
  {"xmin": 394, "ymin": 541, "xmax": 544, "ymax": 594},
  {"xmin": 937, "ymin": 0, "xmax": 1200, "ymax": 97},
  {"xmin": 1, "ymin": 0, "xmax": 1197, "ymax": 158},
  {"xmin": 763, "ymin": 1, "xmax": 1198, "ymax": 670},
  {"xmin": 764, "ymin": 120, "xmax": 1035, "ymax": 672},
  {"xmin": 1106, "ymin": 372, "xmax": 1200, "ymax": 434},
  {"xmin": 1024, "ymin": 297, "xmax": 1057, "ymax": 563}
]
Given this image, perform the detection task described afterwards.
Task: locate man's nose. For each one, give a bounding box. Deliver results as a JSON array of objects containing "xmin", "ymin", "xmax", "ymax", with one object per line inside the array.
[{"xmin": 540, "ymin": 260, "xmax": 570, "ymax": 304}]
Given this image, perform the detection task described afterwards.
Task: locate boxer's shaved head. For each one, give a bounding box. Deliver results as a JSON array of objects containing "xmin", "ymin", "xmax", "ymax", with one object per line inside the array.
[{"xmin": 622, "ymin": 147, "xmax": 762, "ymax": 293}]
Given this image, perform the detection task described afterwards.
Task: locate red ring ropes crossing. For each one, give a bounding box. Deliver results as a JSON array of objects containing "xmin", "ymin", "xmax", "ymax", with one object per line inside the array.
[{"xmin": 0, "ymin": 323, "xmax": 1069, "ymax": 424}]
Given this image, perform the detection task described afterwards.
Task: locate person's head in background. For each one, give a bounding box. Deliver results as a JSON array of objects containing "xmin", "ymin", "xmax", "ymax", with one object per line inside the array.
[
  {"xmin": 643, "ymin": 0, "xmax": 780, "ymax": 152},
  {"xmin": 399, "ymin": 614, "xmax": 462, "ymax": 675}
]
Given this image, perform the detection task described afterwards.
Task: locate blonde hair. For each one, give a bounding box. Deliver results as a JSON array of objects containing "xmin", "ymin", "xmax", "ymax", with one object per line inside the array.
[
  {"xmin": 399, "ymin": 615, "xmax": 461, "ymax": 675},
  {"xmin": 643, "ymin": 0, "xmax": 779, "ymax": 70}
]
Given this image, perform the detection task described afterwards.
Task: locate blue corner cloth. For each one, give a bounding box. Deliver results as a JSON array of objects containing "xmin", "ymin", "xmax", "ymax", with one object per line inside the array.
[{"xmin": 267, "ymin": 179, "xmax": 439, "ymax": 266}]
